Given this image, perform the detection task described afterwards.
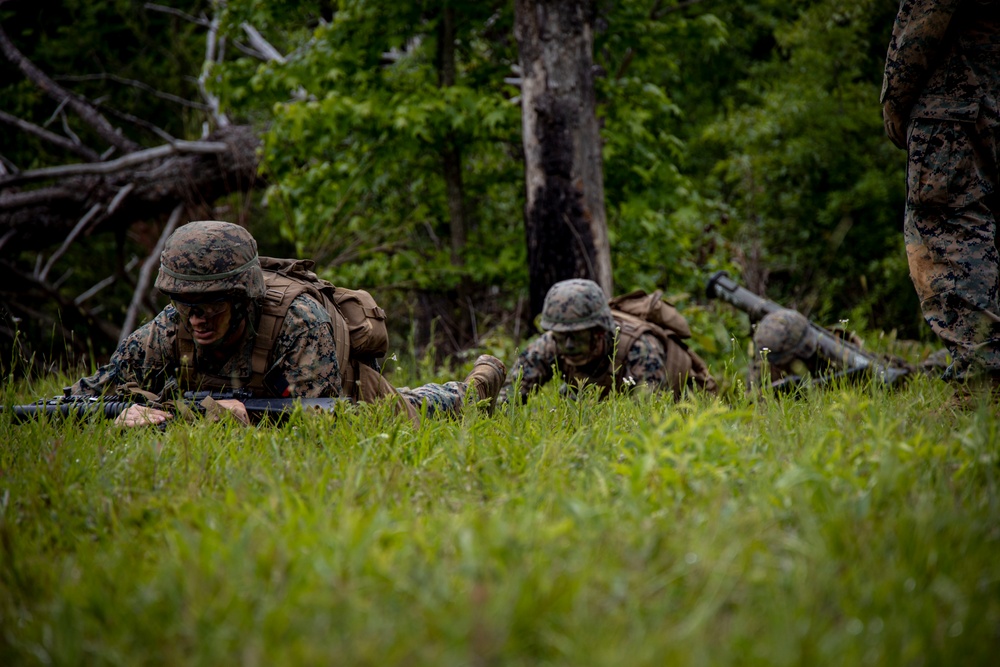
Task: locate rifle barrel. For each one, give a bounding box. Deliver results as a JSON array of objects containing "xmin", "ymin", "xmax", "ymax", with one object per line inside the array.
[{"xmin": 2, "ymin": 398, "xmax": 133, "ymax": 423}]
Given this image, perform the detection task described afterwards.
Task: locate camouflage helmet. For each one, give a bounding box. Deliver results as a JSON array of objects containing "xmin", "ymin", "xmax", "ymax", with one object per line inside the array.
[
  {"xmin": 540, "ymin": 279, "xmax": 615, "ymax": 333},
  {"xmin": 753, "ymin": 309, "xmax": 817, "ymax": 367},
  {"xmin": 154, "ymin": 221, "xmax": 266, "ymax": 300}
]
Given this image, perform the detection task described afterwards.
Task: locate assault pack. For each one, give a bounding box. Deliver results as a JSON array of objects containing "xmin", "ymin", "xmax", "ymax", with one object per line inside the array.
[{"xmin": 605, "ymin": 288, "xmax": 716, "ymax": 395}]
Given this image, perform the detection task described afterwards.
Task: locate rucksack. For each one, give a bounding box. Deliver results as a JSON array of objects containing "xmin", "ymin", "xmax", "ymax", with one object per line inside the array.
[
  {"xmin": 258, "ymin": 257, "xmax": 417, "ymax": 422},
  {"xmin": 608, "ymin": 289, "xmax": 692, "ymax": 339},
  {"xmin": 257, "ymin": 257, "xmax": 389, "ymax": 370},
  {"xmin": 606, "ymin": 289, "xmax": 716, "ymax": 395}
]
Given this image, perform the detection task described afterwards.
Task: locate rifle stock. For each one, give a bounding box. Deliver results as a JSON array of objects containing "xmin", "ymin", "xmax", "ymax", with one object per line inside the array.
[
  {"xmin": 3, "ymin": 389, "xmax": 347, "ymax": 424},
  {"xmin": 706, "ymin": 271, "xmax": 910, "ymax": 387}
]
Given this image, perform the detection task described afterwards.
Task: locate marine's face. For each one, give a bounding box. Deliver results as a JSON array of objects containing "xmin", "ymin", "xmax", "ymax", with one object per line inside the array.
[
  {"xmin": 172, "ymin": 296, "xmax": 233, "ymax": 346},
  {"xmin": 552, "ymin": 328, "xmax": 602, "ymax": 366}
]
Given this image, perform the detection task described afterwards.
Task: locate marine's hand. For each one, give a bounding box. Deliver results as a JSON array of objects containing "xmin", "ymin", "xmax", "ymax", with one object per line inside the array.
[
  {"xmin": 213, "ymin": 398, "xmax": 250, "ymax": 425},
  {"xmin": 115, "ymin": 404, "xmax": 173, "ymax": 428}
]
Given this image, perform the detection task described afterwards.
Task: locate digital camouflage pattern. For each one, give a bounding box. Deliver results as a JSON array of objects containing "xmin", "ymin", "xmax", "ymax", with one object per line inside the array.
[
  {"xmin": 882, "ymin": 0, "xmax": 1000, "ymax": 378},
  {"xmin": 396, "ymin": 382, "xmax": 472, "ymax": 417},
  {"xmin": 396, "ymin": 355, "xmax": 505, "ymax": 417},
  {"xmin": 155, "ymin": 221, "xmax": 266, "ymax": 299},
  {"xmin": 73, "ymin": 294, "xmax": 342, "ymax": 398},
  {"xmin": 498, "ymin": 324, "xmax": 691, "ymax": 404},
  {"xmin": 539, "ymin": 279, "xmax": 616, "ymax": 333}
]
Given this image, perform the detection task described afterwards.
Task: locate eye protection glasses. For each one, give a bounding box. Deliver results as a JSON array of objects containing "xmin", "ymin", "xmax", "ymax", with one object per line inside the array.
[
  {"xmin": 172, "ymin": 298, "xmax": 230, "ymax": 320},
  {"xmin": 551, "ymin": 329, "xmax": 595, "ymax": 352}
]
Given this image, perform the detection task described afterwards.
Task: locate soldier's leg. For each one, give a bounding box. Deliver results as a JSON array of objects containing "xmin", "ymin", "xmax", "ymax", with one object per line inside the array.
[{"xmin": 905, "ymin": 195, "xmax": 1000, "ymax": 377}]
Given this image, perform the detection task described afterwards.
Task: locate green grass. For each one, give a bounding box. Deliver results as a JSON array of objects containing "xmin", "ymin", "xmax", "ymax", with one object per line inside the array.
[{"xmin": 1, "ymin": 369, "xmax": 999, "ymax": 666}]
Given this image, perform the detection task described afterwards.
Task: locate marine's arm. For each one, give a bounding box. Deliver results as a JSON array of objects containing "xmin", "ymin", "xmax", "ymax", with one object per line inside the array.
[
  {"xmin": 881, "ymin": 0, "xmax": 963, "ymax": 147},
  {"xmin": 622, "ymin": 333, "xmax": 669, "ymax": 393},
  {"xmin": 71, "ymin": 307, "xmax": 180, "ymax": 397},
  {"xmin": 67, "ymin": 307, "xmax": 180, "ymax": 426},
  {"xmin": 266, "ymin": 294, "xmax": 343, "ymax": 398},
  {"xmin": 497, "ymin": 333, "xmax": 558, "ymax": 405}
]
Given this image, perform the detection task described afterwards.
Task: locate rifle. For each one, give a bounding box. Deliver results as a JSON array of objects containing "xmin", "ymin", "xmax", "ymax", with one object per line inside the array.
[
  {"xmin": 705, "ymin": 270, "xmax": 910, "ymax": 389},
  {"xmin": 2, "ymin": 388, "xmax": 346, "ymax": 424}
]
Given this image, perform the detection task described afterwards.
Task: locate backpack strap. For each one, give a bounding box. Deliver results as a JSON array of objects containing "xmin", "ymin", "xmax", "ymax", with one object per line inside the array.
[
  {"xmin": 612, "ymin": 310, "xmax": 712, "ymax": 398},
  {"xmin": 258, "ymin": 271, "xmax": 353, "ymax": 394}
]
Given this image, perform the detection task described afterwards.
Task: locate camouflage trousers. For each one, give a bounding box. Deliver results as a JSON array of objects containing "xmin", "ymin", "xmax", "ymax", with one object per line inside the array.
[
  {"xmin": 904, "ymin": 70, "xmax": 1000, "ymax": 378},
  {"xmin": 397, "ymin": 381, "xmax": 470, "ymax": 417},
  {"xmin": 905, "ymin": 195, "xmax": 1000, "ymax": 376}
]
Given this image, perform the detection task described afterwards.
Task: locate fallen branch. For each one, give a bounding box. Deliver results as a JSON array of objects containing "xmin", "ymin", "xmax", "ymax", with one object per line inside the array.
[
  {"xmin": 0, "ymin": 140, "xmax": 230, "ymax": 187},
  {"xmin": 37, "ymin": 203, "xmax": 102, "ymax": 282},
  {"xmin": 0, "ymin": 110, "xmax": 102, "ymax": 161}
]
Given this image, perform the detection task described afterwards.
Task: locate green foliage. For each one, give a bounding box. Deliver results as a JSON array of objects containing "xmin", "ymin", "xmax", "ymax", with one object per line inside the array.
[
  {"xmin": 690, "ymin": 0, "xmax": 916, "ymax": 331},
  {"xmin": 3, "ymin": 373, "xmax": 1000, "ymax": 664},
  {"xmin": 216, "ymin": 0, "xmax": 525, "ymax": 297}
]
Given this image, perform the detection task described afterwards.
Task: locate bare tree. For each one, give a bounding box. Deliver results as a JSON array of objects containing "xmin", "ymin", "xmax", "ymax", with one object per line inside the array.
[{"xmin": 514, "ymin": 0, "xmax": 612, "ymax": 320}]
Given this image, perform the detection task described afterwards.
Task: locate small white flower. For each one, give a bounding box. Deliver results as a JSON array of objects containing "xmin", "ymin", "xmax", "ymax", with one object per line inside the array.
[
  {"xmin": 839, "ymin": 319, "xmax": 849, "ymax": 326},
  {"xmin": 390, "ymin": 353, "xmax": 398, "ymax": 361},
  {"xmin": 623, "ymin": 376, "xmax": 636, "ymax": 386}
]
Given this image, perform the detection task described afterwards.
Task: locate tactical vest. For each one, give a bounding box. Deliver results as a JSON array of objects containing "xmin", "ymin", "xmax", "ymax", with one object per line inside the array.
[
  {"xmin": 174, "ymin": 258, "xmax": 390, "ymax": 401},
  {"xmin": 559, "ymin": 296, "xmax": 716, "ymax": 398}
]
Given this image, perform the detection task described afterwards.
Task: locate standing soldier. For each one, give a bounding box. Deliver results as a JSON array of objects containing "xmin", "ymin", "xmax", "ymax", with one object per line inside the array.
[
  {"xmin": 498, "ymin": 279, "xmax": 716, "ymax": 405},
  {"xmin": 71, "ymin": 221, "xmax": 505, "ymax": 427},
  {"xmin": 882, "ymin": 0, "xmax": 1000, "ymax": 381}
]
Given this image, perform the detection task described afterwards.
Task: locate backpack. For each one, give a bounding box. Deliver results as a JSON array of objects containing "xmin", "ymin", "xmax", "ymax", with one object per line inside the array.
[
  {"xmin": 608, "ymin": 289, "xmax": 692, "ymax": 339},
  {"xmin": 258, "ymin": 256, "xmax": 388, "ymax": 369},
  {"xmin": 606, "ymin": 289, "xmax": 716, "ymax": 395}
]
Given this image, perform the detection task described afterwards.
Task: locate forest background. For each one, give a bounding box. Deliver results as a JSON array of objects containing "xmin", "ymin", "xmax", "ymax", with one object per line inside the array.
[{"xmin": 0, "ymin": 0, "xmax": 910, "ymax": 376}]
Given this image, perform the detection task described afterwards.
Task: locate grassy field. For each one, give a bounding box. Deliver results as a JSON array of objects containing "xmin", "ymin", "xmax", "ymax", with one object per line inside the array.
[{"xmin": 1, "ymin": 365, "xmax": 999, "ymax": 666}]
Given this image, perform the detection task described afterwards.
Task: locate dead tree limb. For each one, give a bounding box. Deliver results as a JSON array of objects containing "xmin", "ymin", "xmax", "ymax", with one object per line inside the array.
[
  {"xmin": 0, "ymin": 23, "xmax": 140, "ymax": 154},
  {"xmin": 0, "ymin": 140, "xmax": 230, "ymax": 188},
  {"xmin": 0, "ymin": 110, "xmax": 102, "ymax": 161},
  {"xmin": 1, "ymin": 123, "xmax": 261, "ymax": 253}
]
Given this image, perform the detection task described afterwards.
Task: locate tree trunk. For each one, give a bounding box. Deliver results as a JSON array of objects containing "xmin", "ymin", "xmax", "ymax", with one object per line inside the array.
[
  {"xmin": 438, "ymin": 6, "xmax": 467, "ymax": 266},
  {"xmin": 514, "ymin": 0, "xmax": 612, "ymax": 321}
]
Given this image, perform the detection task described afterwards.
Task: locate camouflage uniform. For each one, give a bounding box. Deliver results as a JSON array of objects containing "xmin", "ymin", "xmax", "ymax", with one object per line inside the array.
[
  {"xmin": 72, "ymin": 220, "xmax": 478, "ymax": 418},
  {"xmin": 396, "ymin": 381, "xmax": 472, "ymax": 417},
  {"xmin": 882, "ymin": 0, "xmax": 1000, "ymax": 378},
  {"xmin": 498, "ymin": 326, "xmax": 677, "ymax": 403},
  {"xmin": 73, "ymin": 296, "xmax": 342, "ymax": 398},
  {"xmin": 498, "ymin": 279, "xmax": 715, "ymax": 404},
  {"xmin": 74, "ymin": 296, "xmax": 473, "ymax": 415}
]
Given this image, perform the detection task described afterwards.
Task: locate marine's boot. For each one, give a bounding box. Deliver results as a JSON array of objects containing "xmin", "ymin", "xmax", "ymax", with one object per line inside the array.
[{"xmin": 464, "ymin": 354, "xmax": 507, "ymax": 413}]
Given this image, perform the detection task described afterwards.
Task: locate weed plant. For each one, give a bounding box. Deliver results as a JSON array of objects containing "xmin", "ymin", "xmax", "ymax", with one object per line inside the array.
[{"xmin": 1, "ymin": 367, "xmax": 998, "ymax": 666}]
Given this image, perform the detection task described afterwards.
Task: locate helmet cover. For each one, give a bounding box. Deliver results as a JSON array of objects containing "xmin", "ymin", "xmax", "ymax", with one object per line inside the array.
[
  {"xmin": 540, "ymin": 279, "xmax": 615, "ymax": 333},
  {"xmin": 753, "ymin": 309, "xmax": 817, "ymax": 367},
  {"xmin": 154, "ymin": 221, "xmax": 266, "ymax": 300}
]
